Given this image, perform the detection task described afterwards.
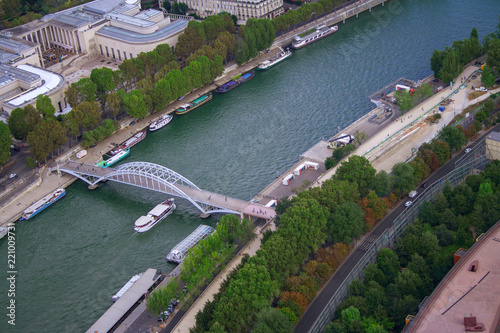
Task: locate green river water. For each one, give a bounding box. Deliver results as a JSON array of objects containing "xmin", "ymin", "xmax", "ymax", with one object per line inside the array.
[{"xmin": 1, "ymin": 0, "xmax": 499, "ymax": 331}]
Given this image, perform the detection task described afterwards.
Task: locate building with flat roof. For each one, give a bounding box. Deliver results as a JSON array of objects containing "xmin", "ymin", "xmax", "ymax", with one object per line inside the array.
[
  {"xmin": 183, "ymin": 0, "xmax": 284, "ymax": 24},
  {"xmin": 0, "ymin": 0, "xmax": 191, "ymax": 115},
  {"xmin": 0, "ymin": 64, "xmax": 66, "ymax": 115},
  {"xmin": 0, "ymin": 34, "xmax": 41, "ymax": 67},
  {"xmin": 486, "ymin": 131, "xmax": 500, "ymax": 161},
  {"xmin": 1, "ymin": 0, "xmax": 190, "ymax": 65},
  {"xmin": 404, "ymin": 221, "xmax": 500, "ymax": 333}
]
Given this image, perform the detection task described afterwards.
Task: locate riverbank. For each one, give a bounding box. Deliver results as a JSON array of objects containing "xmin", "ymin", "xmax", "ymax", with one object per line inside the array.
[{"xmin": 0, "ymin": 0, "xmax": 393, "ymax": 227}]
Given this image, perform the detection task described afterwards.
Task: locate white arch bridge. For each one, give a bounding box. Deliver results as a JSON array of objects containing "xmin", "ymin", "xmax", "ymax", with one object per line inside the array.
[{"xmin": 54, "ymin": 160, "xmax": 276, "ymax": 218}]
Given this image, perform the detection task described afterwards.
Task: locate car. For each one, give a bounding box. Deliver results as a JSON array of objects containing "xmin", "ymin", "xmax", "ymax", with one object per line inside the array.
[
  {"xmin": 8, "ymin": 173, "xmax": 17, "ymax": 179},
  {"xmin": 471, "ymin": 75, "xmax": 477, "ymax": 80},
  {"xmin": 129, "ymin": 120, "xmax": 136, "ymax": 126},
  {"xmin": 89, "ymin": 143, "xmax": 97, "ymax": 148},
  {"xmin": 405, "ymin": 201, "xmax": 413, "ymax": 207},
  {"xmin": 421, "ymin": 182, "xmax": 428, "ymax": 188},
  {"xmin": 433, "ymin": 78, "xmax": 439, "ymax": 82},
  {"xmin": 465, "ymin": 148, "xmax": 472, "ymax": 153}
]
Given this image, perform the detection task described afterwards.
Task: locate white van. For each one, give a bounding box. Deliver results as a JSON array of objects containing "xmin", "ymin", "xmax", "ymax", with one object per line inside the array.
[{"xmin": 409, "ymin": 191, "xmax": 418, "ymax": 198}]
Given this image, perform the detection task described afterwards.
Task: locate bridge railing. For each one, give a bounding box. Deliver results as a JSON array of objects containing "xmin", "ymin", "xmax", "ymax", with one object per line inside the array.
[{"xmin": 308, "ymin": 144, "xmax": 490, "ymax": 333}]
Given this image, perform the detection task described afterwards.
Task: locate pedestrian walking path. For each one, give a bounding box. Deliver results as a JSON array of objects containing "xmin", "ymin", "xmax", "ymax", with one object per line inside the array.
[
  {"xmin": 171, "ymin": 223, "xmax": 275, "ymax": 332},
  {"xmin": 316, "ymin": 65, "xmax": 498, "ymax": 181}
]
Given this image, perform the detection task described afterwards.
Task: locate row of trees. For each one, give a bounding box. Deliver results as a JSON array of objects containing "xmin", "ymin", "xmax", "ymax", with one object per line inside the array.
[
  {"xmin": 146, "ymin": 215, "xmax": 254, "ymax": 315},
  {"xmin": 3, "ymin": 13, "xmax": 242, "ymax": 163},
  {"xmin": 430, "ymin": 26, "xmax": 500, "ymax": 84},
  {"xmin": 272, "ymin": 0, "xmax": 345, "ymax": 33},
  {"xmin": 187, "ymin": 93, "xmax": 499, "ymax": 332},
  {"xmin": 324, "ymin": 160, "xmax": 500, "ymax": 333},
  {"xmin": 189, "ymin": 150, "xmax": 423, "ymax": 332}
]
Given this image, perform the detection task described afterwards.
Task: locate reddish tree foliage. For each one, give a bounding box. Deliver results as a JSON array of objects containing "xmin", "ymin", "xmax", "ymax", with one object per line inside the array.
[
  {"xmin": 388, "ymin": 193, "xmax": 398, "ymax": 206},
  {"xmin": 285, "ymin": 276, "xmax": 301, "ymax": 292},
  {"xmin": 422, "ymin": 149, "xmax": 440, "ymax": 171},
  {"xmin": 279, "ymin": 291, "xmax": 309, "ymax": 313}
]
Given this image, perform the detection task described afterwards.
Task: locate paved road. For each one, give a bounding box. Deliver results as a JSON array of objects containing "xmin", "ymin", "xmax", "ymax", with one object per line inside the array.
[{"xmin": 295, "ymin": 124, "xmax": 500, "ymax": 333}]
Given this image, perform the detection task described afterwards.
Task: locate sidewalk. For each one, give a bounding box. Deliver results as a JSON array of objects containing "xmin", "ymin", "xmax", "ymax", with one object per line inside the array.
[
  {"xmin": 171, "ymin": 223, "xmax": 275, "ymax": 332},
  {"xmin": 316, "ymin": 65, "xmax": 496, "ymax": 181}
]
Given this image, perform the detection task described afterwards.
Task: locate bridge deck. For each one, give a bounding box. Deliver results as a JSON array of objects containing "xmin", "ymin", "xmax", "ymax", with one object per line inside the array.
[{"xmin": 60, "ymin": 161, "xmax": 276, "ymax": 219}]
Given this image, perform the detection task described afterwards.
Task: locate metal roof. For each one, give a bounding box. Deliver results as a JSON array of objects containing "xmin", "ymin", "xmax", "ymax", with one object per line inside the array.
[
  {"xmin": 96, "ymin": 19, "xmax": 188, "ymax": 43},
  {"xmin": 134, "ymin": 8, "xmax": 162, "ymax": 20},
  {"xmin": 104, "ymin": 13, "xmax": 155, "ymax": 28},
  {"xmin": 0, "ymin": 64, "xmax": 40, "ymax": 83},
  {"xmin": 0, "ymin": 35, "xmax": 36, "ymax": 54},
  {"xmin": 86, "ymin": 268, "xmax": 158, "ymax": 333},
  {"xmin": 83, "ymin": 0, "xmax": 127, "ymax": 16}
]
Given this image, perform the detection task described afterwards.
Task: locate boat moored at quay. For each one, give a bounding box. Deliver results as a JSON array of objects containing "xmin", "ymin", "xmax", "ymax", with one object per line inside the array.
[
  {"xmin": 149, "ymin": 114, "xmax": 173, "ymax": 131},
  {"xmin": 166, "ymin": 224, "xmax": 215, "ymax": 263},
  {"xmin": 20, "ymin": 189, "xmax": 66, "ymax": 221},
  {"xmin": 95, "ymin": 148, "xmax": 130, "ymax": 168},
  {"xmin": 291, "ymin": 24, "xmax": 338, "ymax": 49},
  {"xmin": 111, "ymin": 273, "xmax": 143, "ymax": 302},
  {"xmin": 215, "ymin": 70, "xmax": 255, "ymax": 93},
  {"xmin": 175, "ymin": 93, "xmax": 212, "ymax": 115},
  {"xmin": 110, "ymin": 130, "xmax": 146, "ymax": 155},
  {"xmin": 134, "ymin": 198, "xmax": 176, "ymax": 233},
  {"xmin": 258, "ymin": 47, "xmax": 293, "ymax": 70}
]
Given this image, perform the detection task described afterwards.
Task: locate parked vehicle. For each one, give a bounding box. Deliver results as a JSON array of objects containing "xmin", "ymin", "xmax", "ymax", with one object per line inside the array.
[
  {"xmin": 421, "ymin": 182, "xmax": 428, "ymax": 188},
  {"xmin": 408, "ymin": 190, "xmax": 418, "ymax": 198}
]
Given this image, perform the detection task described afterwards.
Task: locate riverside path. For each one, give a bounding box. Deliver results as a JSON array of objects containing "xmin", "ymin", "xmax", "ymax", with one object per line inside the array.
[{"xmin": 55, "ymin": 160, "xmax": 276, "ymax": 219}]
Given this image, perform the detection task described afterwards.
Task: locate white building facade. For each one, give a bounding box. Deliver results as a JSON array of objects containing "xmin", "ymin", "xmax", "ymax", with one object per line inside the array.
[{"xmin": 184, "ymin": 0, "xmax": 284, "ymax": 24}]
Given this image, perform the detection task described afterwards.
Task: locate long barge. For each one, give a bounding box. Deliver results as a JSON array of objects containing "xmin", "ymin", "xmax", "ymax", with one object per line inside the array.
[
  {"xmin": 291, "ymin": 24, "xmax": 338, "ymax": 49},
  {"xmin": 20, "ymin": 189, "xmax": 66, "ymax": 221},
  {"xmin": 175, "ymin": 93, "xmax": 212, "ymax": 115},
  {"xmin": 95, "ymin": 148, "xmax": 130, "ymax": 168},
  {"xmin": 215, "ymin": 70, "xmax": 255, "ymax": 93},
  {"xmin": 166, "ymin": 225, "xmax": 215, "ymax": 263},
  {"xmin": 258, "ymin": 47, "xmax": 293, "ymax": 70},
  {"xmin": 111, "ymin": 130, "xmax": 146, "ymax": 155}
]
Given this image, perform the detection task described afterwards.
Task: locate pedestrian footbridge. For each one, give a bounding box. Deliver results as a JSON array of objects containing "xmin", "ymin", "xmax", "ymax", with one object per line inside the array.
[{"xmin": 54, "ymin": 160, "xmax": 275, "ymax": 218}]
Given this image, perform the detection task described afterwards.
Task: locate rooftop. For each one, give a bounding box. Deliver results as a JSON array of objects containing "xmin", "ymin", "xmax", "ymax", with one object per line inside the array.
[
  {"xmin": 407, "ymin": 222, "xmax": 500, "ymax": 333},
  {"xmin": 83, "ymin": 0, "xmax": 128, "ymax": 16},
  {"xmin": 0, "ymin": 64, "xmax": 40, "ymax": 84},
  {"xmin": 486, "ymin": 131, "xmax": 500, "ymax": 142},
  {"xmin": 134, "ymin": 8, "xmax": 162, "ymax": 20},
  {"xmin": 96, "ymin": 19, "xmax": 189, "ymax": 43},
  {"xmin": 104, "ymin": 12, "xmax": 156, "ymax": 28},
  {"xmin": 86, "ymin": 268, "xmax": 159, "ymax": 333},
  {"xmin": 4, "ymin": 64, "xmax": 64, "ymax": 107}
]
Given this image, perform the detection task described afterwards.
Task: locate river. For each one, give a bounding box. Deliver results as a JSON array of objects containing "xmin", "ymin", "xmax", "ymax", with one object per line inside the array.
[{"xmin": 1, "ymin": 0, "xmax": 498, "ymax": 331}]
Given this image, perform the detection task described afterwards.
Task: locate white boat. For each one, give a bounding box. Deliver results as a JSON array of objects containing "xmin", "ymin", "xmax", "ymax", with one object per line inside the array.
[
  {"xmin": 0, "ymin": 223, "xmax": 13, "ymax": 240},
  {"xmin": 292, "ymin": 24, "xmax": 338, "ymax": 49},
  {"xmin": 166, "ymin": 225, "xmax": 215, "ymax": 263},
  {"xmin": 258, "ymin": 47, "xmax": 293, "ymax": 70},
  {"xmin": 134, "ymin": 198, "xmax": 175, "ymax": 233},
  {"xmin": 111, "ymin": 273, "xmax": 143, "ymax": 302},
  {"xmin": 20, "ymin": 189, "xmax": 66, "ymax": 221},
  {"xmin": 149, "ymin": 114, "xmax": 173, "ymax": 132}
]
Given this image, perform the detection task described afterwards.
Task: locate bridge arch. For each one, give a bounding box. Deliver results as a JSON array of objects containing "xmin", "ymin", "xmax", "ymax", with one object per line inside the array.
[{"xmin": 58, "ymin": 161, "xmax": 242, "ymax": 215}]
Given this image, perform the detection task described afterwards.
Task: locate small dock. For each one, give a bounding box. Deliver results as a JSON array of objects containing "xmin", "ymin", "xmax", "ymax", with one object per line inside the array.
[{"xmin": 87, "ymin": 269, "xmax": 160, "ymax": 333}]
